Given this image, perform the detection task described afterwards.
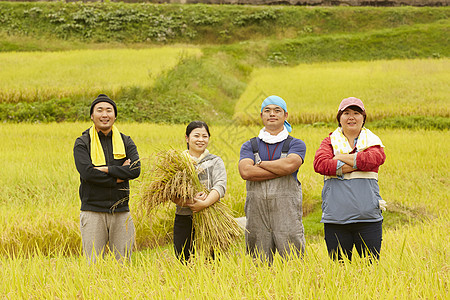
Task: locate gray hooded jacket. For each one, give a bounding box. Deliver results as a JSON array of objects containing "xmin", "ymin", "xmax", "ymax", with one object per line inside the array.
[{"xmin": 176, "ymin": 153, "xmax": 227, "ymax": 216}]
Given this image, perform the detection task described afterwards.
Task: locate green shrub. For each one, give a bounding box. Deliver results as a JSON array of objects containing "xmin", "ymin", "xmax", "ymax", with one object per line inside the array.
[
  {"xmin": 268, "ymin": 22, "xmax": 449, "ymax": 64},
  {"xmin": 0, "ymin": 3, "xmax": 448, "ymax": 46}
]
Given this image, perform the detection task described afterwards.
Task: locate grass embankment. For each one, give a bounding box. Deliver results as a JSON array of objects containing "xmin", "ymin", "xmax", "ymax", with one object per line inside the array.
[
  {"xmin": 1, "ymin": 3, "xmax": 448, "ymax": 47},
  {"xmin": 0, "ymin": 3, "xmax": 448, "ymax": 125},
  {"xmin": 0, "ymin": 123, "xmax": 448, "ymax": 255}
]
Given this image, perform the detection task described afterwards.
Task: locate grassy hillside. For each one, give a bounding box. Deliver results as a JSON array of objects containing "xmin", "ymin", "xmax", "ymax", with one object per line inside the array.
[
  {"xmin": 0, "ymin": 3, "xmax": 448, "ymax": 47},
  {"xmin": 0, "ymin": 3, "xmax": 448, "ymax": 126}
]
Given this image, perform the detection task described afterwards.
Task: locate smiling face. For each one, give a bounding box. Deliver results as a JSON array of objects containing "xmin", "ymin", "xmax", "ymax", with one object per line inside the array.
[
  {"xmin": 91, "ymin": 102, "xmax": 116, "ymax": 135},
  {"xmin": 186, "ymin": 127, "xmax": 210, "ymax": 157},
  {"xmin": 260, "ymin": 104, "xmax": 288, "ymax": 134},
  {"xmin": 339, "ymin": 107, "xmax": 364, "ymax": 135}
]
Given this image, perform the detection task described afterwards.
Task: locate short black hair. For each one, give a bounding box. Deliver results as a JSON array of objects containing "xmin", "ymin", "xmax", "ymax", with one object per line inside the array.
[{"xmin": 185, "ymin": 121, "xmax": 210, "ymax": 149}]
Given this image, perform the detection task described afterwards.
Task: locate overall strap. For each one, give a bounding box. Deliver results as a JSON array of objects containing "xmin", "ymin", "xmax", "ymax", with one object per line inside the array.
[
  {"xmin": 250, "ymin": 137, "xmax": 262, "ymax": 165},
  {"xmin": 281, "ymin": 136, "xmax": 293, "ymax": 156},
  {"xmin": 250, "ymin": 137, "xmax": 258, "ymax": 154}
]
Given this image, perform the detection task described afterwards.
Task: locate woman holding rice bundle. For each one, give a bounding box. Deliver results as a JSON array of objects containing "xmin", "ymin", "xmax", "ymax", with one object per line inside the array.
[
  {"xmin": 313, "ymin": 97, "xmax": 386, "ymax": 262},
  {"xmin": 173, "ymin": 121, "xmax": 227, "ymax": 261}
]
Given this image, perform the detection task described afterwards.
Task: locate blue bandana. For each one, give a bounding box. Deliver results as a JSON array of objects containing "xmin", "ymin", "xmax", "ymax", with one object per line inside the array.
[{"xmin": 261, "ymin": 95, "xmax": 292, "ymax": 133}]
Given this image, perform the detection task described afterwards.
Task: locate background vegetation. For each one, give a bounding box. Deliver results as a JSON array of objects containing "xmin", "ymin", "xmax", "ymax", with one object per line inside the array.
[
  {"xmin": 1, "ymin": 3, "xmax": 448, "ymax": 45},
  {"xmin": 235, "ymin": 59, "xmax": 449, "ymax": 124},
  {"xmin": 0, "ymin": 3, "xmax": 448, "ymax": 125},
  {"xmin": 0, "ymin": 47, "xmax": 200, "ymax": 103}
]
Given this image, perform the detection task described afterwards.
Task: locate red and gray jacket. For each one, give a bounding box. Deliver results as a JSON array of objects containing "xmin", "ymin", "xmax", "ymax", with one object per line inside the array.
[{"xmin": 313, "ymin": 135, "xmax": 386, "ymax": 224}]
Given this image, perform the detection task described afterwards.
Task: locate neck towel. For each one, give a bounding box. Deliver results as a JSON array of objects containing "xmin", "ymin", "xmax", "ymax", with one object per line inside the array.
[
  {"xmin": 258, "ymin": 127, "xmax": 289, "ymax": 144},
  {"xmin": 330, "ymin": 127, "xmax": 384, "ymax": 155},
  {"xmin": 183, "ymin": 149, "xmax": 210, "ymax": 164},
  {"xmin": 89, "ymin": 125, "xmax": 126, "ymax": 166}
]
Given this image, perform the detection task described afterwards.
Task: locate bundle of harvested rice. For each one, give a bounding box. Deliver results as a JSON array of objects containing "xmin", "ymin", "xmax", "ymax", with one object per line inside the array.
[
  {"xmin": 139, "ymin": 150, "xmax": 203, "ymax": 210},
  {"xmin": 193, "ymin": 201, "xmax": 242, "ymax": 256},
  {"xmin": 138, "ymin": 149, "xmax": 242, "ymax": 255}
]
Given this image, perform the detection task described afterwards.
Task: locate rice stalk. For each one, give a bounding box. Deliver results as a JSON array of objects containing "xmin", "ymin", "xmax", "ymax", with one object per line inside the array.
[
  {"xmin": 137, "ymin": 149, "xmax": 242, "ymax": 255},
  {"xmin": 193, "ymin": 202, "xmax": 242, "ymax": 256},
  {"xmin": 138, "ymin": 149, "xmax": 203, "ymax": 211}
]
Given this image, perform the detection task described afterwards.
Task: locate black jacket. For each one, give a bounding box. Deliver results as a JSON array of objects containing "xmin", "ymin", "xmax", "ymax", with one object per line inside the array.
[{"xmin": 73, "ymin": 128, "xmax": 140, "ymax": 213}]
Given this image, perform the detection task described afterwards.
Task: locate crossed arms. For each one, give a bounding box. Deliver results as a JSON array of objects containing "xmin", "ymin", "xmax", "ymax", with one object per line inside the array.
[
  {"xmin": 313, "ymin": 136, "xmax": 386, "ymax": 176},
  {"xmin": 74, "ymin": 136, "xmax": 140, "ymax": 187},
  {"xmin": 238, "ymin": 153, "xmax": 303, "ymax": 181}
]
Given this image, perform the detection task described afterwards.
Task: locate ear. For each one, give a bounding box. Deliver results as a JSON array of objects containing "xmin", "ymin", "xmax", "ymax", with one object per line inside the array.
[
  {"xmin": 185, "ymin": 135, "xmax": 189, "ymax": 143},
  {"xmin": 284, "ymin": 112, "xmax": 288, "ymax": 119},
  {"xmin": 90, "ymin": 115, "xmax": 94, "ymax": 121}
]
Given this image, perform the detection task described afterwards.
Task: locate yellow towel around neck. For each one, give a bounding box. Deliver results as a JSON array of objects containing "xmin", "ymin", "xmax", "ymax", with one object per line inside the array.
[
  {"xmin": 89, "ymin": 125, "xmax": 126, "ymax": 166},
  {"xmin": 330, "ymin": 127, "xmax": 384, "ymax": 155}
]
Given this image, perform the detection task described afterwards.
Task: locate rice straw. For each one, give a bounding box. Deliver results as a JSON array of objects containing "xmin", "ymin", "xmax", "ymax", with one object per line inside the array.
[{"xmin": 138, "ymin": 149, "xmax": 242, "ymax": 255}]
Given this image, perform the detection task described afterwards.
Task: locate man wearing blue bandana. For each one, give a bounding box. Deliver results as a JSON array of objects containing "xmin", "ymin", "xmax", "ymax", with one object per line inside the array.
[{"xmin": 239, "ymin": 95, "xmax": 306, "ymax": 263}]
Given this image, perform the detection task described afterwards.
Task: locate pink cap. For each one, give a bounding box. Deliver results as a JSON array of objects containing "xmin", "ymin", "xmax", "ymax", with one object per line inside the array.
[{"xmin": 338, "ymin": 97, "xmax": 365, "ymax": 112}]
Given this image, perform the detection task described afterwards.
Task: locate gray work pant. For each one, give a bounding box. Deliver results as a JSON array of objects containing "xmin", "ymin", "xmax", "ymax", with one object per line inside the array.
[
  {"xmin": 245, "ymin": 174, "xmax": 306, "ymax": 263},
  {"xmin": 80, "ymin": 211, "xmax": 135, "ymax": 263}
]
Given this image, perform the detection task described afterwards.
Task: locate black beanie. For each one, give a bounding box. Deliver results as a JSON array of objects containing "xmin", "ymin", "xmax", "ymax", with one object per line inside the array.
[{"xmin": 90, "ymin": 94, "xmax": 117, "ymax": 116}]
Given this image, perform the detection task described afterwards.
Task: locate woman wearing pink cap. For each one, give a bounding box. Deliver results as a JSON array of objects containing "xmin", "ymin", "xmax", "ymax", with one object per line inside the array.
[{"xmin": 313, "ymin": 97, "xmax": 386, "ymax": 262}]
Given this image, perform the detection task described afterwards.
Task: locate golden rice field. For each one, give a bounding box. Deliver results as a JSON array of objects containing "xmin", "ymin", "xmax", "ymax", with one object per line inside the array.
[
  {"xmin": 1, "ymin": 219, "xmax": 448, "ymax": 299},
  {"xmin": 234, "ymin": 58, "xmax": 450, "ymax": 124},
  {"xmin": 0, "ymin": 47, "xmax": 201, "ymax": 103},
  {"xmin": 0, "ymin": 122, "xmax": 448, "ymax": 297}
]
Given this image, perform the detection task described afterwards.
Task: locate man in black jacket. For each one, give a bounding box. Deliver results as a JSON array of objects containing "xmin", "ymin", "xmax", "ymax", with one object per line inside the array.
[{"xmin": 74, "ymin": 94, "xmax": 140, "ymax": 263}]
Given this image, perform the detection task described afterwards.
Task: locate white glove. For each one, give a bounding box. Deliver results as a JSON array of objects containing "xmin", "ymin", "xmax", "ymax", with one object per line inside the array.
[{"xmin": 379, "ymin": 199, "xmax": 387, "ymax": 211}]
